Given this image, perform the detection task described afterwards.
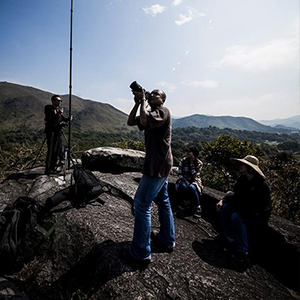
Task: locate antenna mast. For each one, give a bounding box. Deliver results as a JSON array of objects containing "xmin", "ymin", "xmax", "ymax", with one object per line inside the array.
[{"xmin": 68, "ymin": 0, "xmax": 73, "ymax": 169}]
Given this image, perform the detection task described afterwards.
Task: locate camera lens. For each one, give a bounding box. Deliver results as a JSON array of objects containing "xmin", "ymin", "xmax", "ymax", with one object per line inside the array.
[{"xmin": 130, "ymin": 81, "xmax": 143, "ymax": 92}]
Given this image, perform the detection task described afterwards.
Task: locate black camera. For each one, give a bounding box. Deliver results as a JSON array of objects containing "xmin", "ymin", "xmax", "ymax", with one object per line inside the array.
[{"xmin": 129, "ymin": 81, "xmax": 150, "ymax": 100}]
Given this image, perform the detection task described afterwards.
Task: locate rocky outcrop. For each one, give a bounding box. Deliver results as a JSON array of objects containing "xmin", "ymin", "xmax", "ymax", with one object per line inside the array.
[
  {"xmin": 81, "ymin": 147, "xmax": 145, "ymax": 173},
  {"xmin": 0, "ymin": 148, "xmax": 299, "ymax": 300}
]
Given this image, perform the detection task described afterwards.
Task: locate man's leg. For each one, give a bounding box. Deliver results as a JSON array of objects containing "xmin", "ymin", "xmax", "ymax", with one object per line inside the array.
[
  {"xmin": 50, "ymin": 133, "xmax": 60, "ymax": 171},
  {"xmin": 243, "ymin": 218, "xmax": 265, "ymax": 253},
  {"xmin": 58, "ymin": 135, "xmax": 64, "ymax": 163},
  {"xmin": 188, "ymin": 184, "xmax": 200, "ymax": 207},
  {"xmin": 45, "ymin": 132, "xmax": 54, "ymax": 174},
  {"xmin": 177, "ymin": 181, "xmax": 188, "ymax": 209},
  {"xmin": 231, "ymin": 212, "xmax": 248, "ymax": 254},
  {"xmin": 188, "ymin": 184, "xmax": 202, "ymax": 218},
  {"xmin": 156, "ymin": 180, "xmax": 175, "ymax": 248},
  {"xmin": 131, "ymin": 175, "xmax": 168, "ymax": 260},
  {"xmin": 221, "ymin": 203, "xmax": 235, "ymax": 243}
]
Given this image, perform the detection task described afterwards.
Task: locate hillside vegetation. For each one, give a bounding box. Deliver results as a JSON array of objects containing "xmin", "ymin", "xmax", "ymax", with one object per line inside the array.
[
  {"xmin": 0, "ymin": 81, "xmax": 133, "ymax": 133},
  {"xmin": 0, "ymin": 81, "xmax": 299, "ymax": 225}
]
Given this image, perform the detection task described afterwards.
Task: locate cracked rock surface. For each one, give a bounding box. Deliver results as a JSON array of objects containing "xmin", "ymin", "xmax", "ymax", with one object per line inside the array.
[{"xmin": 0, "ymin": 164, "xmax": 299, "ymax": 300}]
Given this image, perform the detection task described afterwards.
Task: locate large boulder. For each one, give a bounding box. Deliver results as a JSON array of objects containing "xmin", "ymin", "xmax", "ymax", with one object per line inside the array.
[
  {"xmin": 0, "ymin": 153, "xmax": 299, "ymax": 300},
  {"xmin": 81, "ymin": 147, "xmax": 145, "ymax": 172}
]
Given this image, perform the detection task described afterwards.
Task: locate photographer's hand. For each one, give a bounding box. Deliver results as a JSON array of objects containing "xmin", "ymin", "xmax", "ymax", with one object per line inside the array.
[{"xmin": 132, "ymin": 90, "xmax": 145, "ymax": 104}]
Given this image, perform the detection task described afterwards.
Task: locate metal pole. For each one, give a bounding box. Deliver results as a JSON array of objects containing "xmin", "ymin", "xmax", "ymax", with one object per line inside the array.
[{"xmin": 68, "ymin": 0, "xmax": 73, "ymax": 169}]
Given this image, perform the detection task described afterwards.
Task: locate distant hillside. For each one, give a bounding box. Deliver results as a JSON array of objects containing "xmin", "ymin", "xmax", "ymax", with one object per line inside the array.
[
  {"xmin": 1, "ymin": 82, "xmax": 296, "ymax": 135},
  {"xmin": 0, "ymin": 82, "xmax": 133, "ymax": 133},
  {"xmin": 259, "ymin": 115, "xmax": 300, "ymax": 130},
  {"xmin": 172, "ymin": 114, "xmax": 294, "ymax": 134}
]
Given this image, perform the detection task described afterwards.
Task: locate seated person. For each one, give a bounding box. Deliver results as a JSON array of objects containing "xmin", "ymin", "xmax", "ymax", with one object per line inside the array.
[
  {"xmin": 176, "ymin": 145, "xmax": 203, "ymax": 218},
  {"xmin": 216, "ymin": 155, "xmax": 271, "ymax": 264}
]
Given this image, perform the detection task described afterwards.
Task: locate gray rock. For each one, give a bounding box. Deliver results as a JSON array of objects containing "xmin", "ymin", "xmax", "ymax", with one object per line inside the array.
[
  {"xmin": 0, "ymin": 163, "xmax": 299, "ymax": 300},
  {"xmin": 81, "ymin": 147, "xmax": 145, "ymax": 172}
]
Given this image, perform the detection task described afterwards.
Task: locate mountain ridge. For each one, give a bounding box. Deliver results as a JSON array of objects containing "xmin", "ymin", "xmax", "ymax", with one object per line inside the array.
[
  {"xmin": 0, "ymin": 81, "xmax": 133, "ymax": 133},
  {"xmin": 0, "ymin": 81, "xmax": 297, "ymax": 134},
  {"xmin": 172, "ymin": 114, "xmax": 296, "ymax": 134},
  {"xmin": 259, "ymin": 115, "xmax": 300, "ymax": 130}
]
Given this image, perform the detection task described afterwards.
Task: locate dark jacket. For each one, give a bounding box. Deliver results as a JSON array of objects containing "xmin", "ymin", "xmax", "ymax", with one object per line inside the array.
[
  {"xmin": 44, "ymin": 105, "xmax": 68, "ymax": 134},
  {"xmin": 224, "ymin": 174, "xmax": 272, "ymax": 221}
]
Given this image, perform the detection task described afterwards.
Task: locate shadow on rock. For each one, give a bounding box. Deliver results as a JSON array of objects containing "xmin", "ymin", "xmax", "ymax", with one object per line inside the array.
[
  {"xmin": 192, "ymin": 239, "xmax": 243, "ymax": 272},
  {"xmin": 44, "ymin": 240, "xmax": 145, "ymax": 300},
  {"xmin": 250, "ymin": 226, "xmax": 300, "ymax": 293},
  {"xmin": 3, "ymin": 172, "xmax": 45, "ymax": 182},
  {"xmin": 193, "ymin": 234, "xmax": 300, "ymax": 294}
]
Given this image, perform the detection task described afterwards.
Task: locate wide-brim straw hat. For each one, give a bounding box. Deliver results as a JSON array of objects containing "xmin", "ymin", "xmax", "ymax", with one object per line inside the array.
[{"xmin": 230, "ymin": 155, "xmax": 265, "ymax": 178}]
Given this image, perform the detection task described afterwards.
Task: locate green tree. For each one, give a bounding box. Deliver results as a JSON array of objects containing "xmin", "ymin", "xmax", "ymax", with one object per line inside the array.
[
  {"xmin": 114, "ymin": 138, "xmax": 145, "ymax": 151},
  {"xmin": 265, "ymin": 153, "xmax": 300, "ymax": 225},
  {"xmin": 277, "ymin": 140, "xmax": 300, "ymax": 152},
  {"xmin": 200, "ymin": 135, "xmax": 265, "ymax": 191}
]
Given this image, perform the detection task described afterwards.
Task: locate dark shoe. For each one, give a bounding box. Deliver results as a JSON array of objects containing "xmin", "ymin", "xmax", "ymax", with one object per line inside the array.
[
  {"xmin": 122, "ymin": 248, "xmax": 151, "ymax": 266},
  {"xmin": 193, "ymin": 206, "xmax": 202, "ymax": 219},
  {"xmin": 232, "ymin": 251, "xmax": 249, "ymax": 263},
  {"xmin": 214, "ymin": 235, "xmax": 235, "ymax": 252},
  {"xmin": 178, "ymin": 204, "xmax": 189, "ymax": 211},
  {"xmin": 45, "ymin": 169, "xmax": 56, "ymax": 175},
  {"xmin": 151, "ymin": 232, "xmax": 174, "ymax": 253},
  {"xmin": 176, "ymin": 209, "xmax": 185, "ymax": 219},
  {"xmin": 176, "ymin": 206, "xmax": 193, "ymax": 219},
  {"xmin": 232, "ymin": 251, "xmax": 251, "ymax": 269}
]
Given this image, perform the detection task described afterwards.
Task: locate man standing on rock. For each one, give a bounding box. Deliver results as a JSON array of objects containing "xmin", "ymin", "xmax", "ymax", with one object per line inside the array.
[
  {"xmin": 44, "ymin": 95, "xmax": 71, "ymax": 175},
  {"xmin": 127, "ymin": 86, "xmax": 175, "ymax": 264}
]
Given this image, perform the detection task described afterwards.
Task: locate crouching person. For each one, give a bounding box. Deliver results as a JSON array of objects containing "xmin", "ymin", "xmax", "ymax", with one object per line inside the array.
[
  {"xmin": 176, "ymin": 145, "xmax": 203, "ymax": 219},
  {"xmin": 216, "ymin": 155, "xmax": 271, "ymax": 265}
]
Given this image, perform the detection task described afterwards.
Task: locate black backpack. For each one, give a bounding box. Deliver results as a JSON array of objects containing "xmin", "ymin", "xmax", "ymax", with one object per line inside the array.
[
  {"xmin": 0, "ymin": 197, "xmax": 39, "ymax": 274},
  {"xmin": 72, "ymin": 166, "xmax": 103, "ymax": 208}
]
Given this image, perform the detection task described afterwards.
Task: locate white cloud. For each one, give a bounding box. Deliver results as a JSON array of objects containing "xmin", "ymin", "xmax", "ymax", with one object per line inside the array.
[
  {"xmin": 172, "ymin": 0, "xmax": 183, "ymax": 7},
  {"xmin": 175, "ymin": 7, "xmax": 206, "ymax": 26},
  {"xmin": 185, "ymin": 50, "xmax": 190, "ymax": 56},
  {"xmin": 142, "ymin": 4, "xmax": 167, "ymax": 17},
  {"xmin": 212, "ymin": 19, "xmax": 299, "ymax": 72},
  {"xmin": 157, "ymin": 81, "xmax": 178, "ymax": 92},
  {"xmin": 182, "ymin": 80, "xmax": 218, "ymax": 88}
]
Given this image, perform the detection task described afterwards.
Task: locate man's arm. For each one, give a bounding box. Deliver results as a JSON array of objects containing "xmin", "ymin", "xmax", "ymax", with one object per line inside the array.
[
  {"xmin": 127, "ymin": 90, "xmax": 148, "ymax": 126},
  {"xmin": 139, "ymin": 99, "xmax": 148, "ymax": 127},
  {"xmin": 127, "ymin": 102, "xmax": 140, "ymax": 126}
]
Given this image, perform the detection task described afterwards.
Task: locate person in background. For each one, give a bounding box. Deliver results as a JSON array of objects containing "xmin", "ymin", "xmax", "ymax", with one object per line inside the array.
[
  {"xmin": 216, "ymin": 155, "xmax": 271, "ymax": 265},
  {"xmin": 176, "ymin": 145, "xmax": 203, "ymax": 219},
  {"xmin": 127, "ymin": 87, "xmax": 175, "ymax": 265},
  {"xmin": 44, "ymin": 95, "xmax": 71, "ymax": 175}
]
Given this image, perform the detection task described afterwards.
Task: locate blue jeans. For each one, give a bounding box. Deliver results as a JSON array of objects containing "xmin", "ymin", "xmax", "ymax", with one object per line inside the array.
[
  {"xmin": 178, "ymin": 181, "xmax": 201, "ymax": 207},
  {"xmin": 221, "ymin": 203, "xmax": 264, "ymax": 254},
  {"xmin": 131, "ymin": 175, "xmax": 175, "ymax": 260}
]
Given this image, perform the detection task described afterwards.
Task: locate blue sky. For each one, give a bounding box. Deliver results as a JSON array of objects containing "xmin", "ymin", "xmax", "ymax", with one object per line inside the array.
[{"xmin": 0, "ymin": 0, "xmax": 299, "ymax": 120}]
